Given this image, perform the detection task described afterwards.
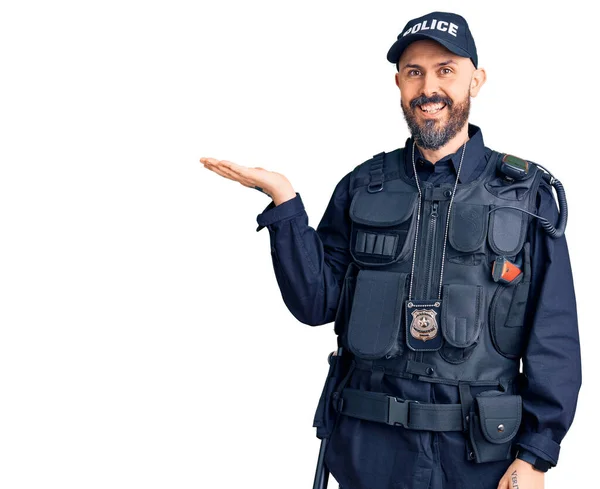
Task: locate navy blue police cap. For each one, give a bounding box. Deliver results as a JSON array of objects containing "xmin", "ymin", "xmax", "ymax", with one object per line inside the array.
[{"xmin": 387, "ymin": 11, "xmax": 478, "ymax": 70}]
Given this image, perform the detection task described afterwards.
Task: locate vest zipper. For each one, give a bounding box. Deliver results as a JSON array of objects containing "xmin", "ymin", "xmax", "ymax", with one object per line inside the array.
[
  {"xmin": 414, "ymin": 200, "xmax": 439, "ymax": 363},
  {"xmin": 424, "ymin": 201, "xmax": 439, "ymax": 298}
]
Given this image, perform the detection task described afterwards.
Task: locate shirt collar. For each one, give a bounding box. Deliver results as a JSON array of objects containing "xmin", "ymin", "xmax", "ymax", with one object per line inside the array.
[{"xmin": 404, "ymin": 123, "xmax": 486, "ymax": 183}]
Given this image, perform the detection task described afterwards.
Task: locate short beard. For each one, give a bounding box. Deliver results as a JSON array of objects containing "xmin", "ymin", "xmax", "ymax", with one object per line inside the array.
[{"xmin": 401, "ymin": 92, "xmax": 470, "ymax": 150}]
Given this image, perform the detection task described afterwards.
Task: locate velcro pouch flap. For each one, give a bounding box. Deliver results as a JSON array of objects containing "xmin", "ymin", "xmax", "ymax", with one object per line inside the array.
[
  {"xmin": 448, "ymin": 202, "xmax": 488, "ymax": 253},
  {"xmin": 347, "ymin": 269, "xmax": 408, "ymax": 359},
  {"xmin": 488, "ymin": 204, "xmax": 527, "ymax": 256},
  {"xmin": 476, "ymin": 393, "xmax": 522, "ymax": 444},
  {"xmin": 441, "ymin": 284, "xmax": 484, "ymax": 348},
  {"xmin": 349, "ymin": 188, "xmax": 418, "ymax": 226}
]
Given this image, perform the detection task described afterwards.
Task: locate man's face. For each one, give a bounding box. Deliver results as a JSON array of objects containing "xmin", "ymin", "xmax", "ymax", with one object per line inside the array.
[{"xmin": 395, "ymin": 40, "xmax": 481, "ymax": 151}]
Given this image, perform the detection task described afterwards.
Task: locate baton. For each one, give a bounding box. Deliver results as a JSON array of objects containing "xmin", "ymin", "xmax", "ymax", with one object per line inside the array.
[{"xmin": 312, "ymin": 437, "xmax": 330, "ymax": 489}]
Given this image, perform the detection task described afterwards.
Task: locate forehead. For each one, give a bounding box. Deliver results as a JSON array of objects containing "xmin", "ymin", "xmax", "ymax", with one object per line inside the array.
[{"xmin": 399, "ymin": 39, "xmax": 464, "ymax": 68}]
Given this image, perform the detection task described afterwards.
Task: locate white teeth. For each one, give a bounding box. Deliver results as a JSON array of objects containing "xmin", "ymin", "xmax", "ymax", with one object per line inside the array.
[{"xmin": 419, "ymin": 103, "xmax": 445, "ymax": 113}]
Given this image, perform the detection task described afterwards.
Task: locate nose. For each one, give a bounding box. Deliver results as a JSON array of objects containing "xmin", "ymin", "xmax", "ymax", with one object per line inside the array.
[{"xmin": 420, "ymin": 71, "xmax": 440, "ymax": 100}]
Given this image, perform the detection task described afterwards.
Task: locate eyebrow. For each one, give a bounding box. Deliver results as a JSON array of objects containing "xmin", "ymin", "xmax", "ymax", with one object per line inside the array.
[{"xmin": 401, "ymin": 59, "xmax": 457, "ymax": 70}]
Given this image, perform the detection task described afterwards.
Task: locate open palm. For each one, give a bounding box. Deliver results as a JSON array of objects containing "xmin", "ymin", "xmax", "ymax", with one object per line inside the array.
[{"xmin": 200, "ymin": 157, "xmax": 292, "ymax": 200}]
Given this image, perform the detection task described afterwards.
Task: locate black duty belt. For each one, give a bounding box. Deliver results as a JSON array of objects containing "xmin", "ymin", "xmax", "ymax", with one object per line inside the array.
[{"xmin": 335, "ymin": 388, "xmax": 465, "ymax": 432}]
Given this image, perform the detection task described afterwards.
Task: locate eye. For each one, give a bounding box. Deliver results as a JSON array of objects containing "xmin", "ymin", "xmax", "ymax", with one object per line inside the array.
[
  {"xmin": 441, "ymin": 67, "xmax": 453, "ymax": 74},
  {"xmin": 408, "ymin": 69, "xmax": 421, "ymax": 76}
]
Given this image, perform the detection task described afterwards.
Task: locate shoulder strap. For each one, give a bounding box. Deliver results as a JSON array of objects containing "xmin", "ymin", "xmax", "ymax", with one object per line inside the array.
[
  {"xmin": 367, "ymin": 152, "xmax": 385, "ymax": 192},
  {"xmin": 350, "ymin": 148, "xmax": 406, "ymax": 193}
]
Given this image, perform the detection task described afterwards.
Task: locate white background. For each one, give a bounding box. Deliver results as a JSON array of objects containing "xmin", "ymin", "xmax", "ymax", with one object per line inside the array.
[{"xmin": 0, "ymin": 1, "xmax": 593, "ymax": 488}]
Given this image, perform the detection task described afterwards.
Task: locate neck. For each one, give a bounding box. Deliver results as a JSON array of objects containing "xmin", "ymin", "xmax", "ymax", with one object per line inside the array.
[{"xmin": 416, "ymin": 123, "xmax": 470, "ymax": 164}]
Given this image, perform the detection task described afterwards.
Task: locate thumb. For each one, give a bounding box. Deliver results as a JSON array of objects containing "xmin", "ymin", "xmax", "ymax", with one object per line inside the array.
[{"xmin": 496, "ymin": 475, "xmax": 508, "ymax": 489}]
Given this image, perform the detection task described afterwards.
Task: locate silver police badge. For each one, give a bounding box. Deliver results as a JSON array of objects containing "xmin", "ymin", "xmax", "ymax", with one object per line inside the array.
[{"xmin": 410, "ymin": 308, "xmax": 439, "ymax": 341}]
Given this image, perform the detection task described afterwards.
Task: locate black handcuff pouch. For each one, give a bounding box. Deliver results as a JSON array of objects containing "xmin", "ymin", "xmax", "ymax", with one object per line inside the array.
[{"xmin": 468, "ymin": 390, "xmax": 522, "ymax": 463}]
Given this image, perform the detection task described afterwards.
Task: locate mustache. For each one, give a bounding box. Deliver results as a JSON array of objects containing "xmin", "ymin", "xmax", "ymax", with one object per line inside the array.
[{"xmin": 410, "ymin": 95, "xmax": 452, "ymax": 109}]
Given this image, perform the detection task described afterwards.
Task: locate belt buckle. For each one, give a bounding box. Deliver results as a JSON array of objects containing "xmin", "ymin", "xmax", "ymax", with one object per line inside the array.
[{"xmin": 387, "ymin": 397, "xmax": 419, "ymax": 428}]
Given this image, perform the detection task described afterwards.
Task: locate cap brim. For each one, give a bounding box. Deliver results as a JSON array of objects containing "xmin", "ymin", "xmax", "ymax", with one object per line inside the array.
[{"xmin": 387, "ymin": 32, "xmax": 472, "ymax": 67}]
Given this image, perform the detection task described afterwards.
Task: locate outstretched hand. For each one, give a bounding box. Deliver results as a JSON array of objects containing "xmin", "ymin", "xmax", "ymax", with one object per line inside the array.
[{"xmin": 200, "ymin": 157, "xmax": 296, "ymax": 205}]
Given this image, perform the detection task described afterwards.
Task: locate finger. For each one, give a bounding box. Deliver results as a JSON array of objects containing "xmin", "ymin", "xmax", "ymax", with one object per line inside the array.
[
  {"xmin": 217, "ymin": 165, "xmax": 254, "ymax": 184},
  {"xmin": 200, "ymin": 157, "xmax": 219, "ymax": 165},
  {"xmin": 203, "ymin": 163, "xmax": 240, "ymax": 182},
  {"xmin": 218, "ymin": 160, "xmax": 267, "ymax": 186},
  {"xmin": 218, "ymin": 159, "xmax": 255, "ymax": 178},
  {"xmin": 203, "ymin": 159, "xmax": 246, "ymax": 179},
  {"xmin": 205, "ymin": 162, "xmax": 256, "ymax": 188},
  {"xmin": 201, "ymin": 158, "xmax": 233, "ymax": 174},
  {"xmin": 206, "ymin": 159, "xmax": 264, "ymax": 182},
  {"xmin": 202, "ymin": 158, "xmax": 267, "ymax": 190}
]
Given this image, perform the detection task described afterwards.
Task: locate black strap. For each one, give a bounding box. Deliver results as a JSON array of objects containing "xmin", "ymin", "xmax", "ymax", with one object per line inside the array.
[
  {"xmin": 458, "ymin": 381, "xmax": 474, "ymax": 432},
  {"xmin": 367, "ymin": 152, "xmax": 385, "ymax": 192},
  {"xmin": 336, "ymin": 387, "xmax": 464, "ymax": 431},
  {"xmin": 369, "ymin": 367, "xmax": 385, "ymax": 392}
]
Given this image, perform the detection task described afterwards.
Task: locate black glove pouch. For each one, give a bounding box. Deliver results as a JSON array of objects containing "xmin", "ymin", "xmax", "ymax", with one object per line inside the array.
[
  {"xmin": 346, "ymin": 269, "xmax": 409, "ymax": 359},
  {"xmin": 468, "ymin": 391, "xmax": 522, "ymax": 463}
]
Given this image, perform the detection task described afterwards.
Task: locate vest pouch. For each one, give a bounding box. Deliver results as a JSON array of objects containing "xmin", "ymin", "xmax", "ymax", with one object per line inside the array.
[
  {"xmin": 487, "ymin": 203, "xmax": 528, "ymax": 257},
  {"xmin": 490, "ymin": 242, "xmax": 532, "ymax": 359},
  {"xmin": 468, "ymin": 391, "xmax": 522, "ymax": 463},
  {"xmin": 448, "ymin": 202, "xmax": 489, "ymax": 257},
  {"xmin": 349, "ymin": 187, "xmax": 418, "ymax": 267},
  {"xmin": 347, "ymin": 269, "xmax": 409, "ymax": 360},
  {"xmin": 439, "ymin": 283, "xmax": 485, "ymax": 364}
]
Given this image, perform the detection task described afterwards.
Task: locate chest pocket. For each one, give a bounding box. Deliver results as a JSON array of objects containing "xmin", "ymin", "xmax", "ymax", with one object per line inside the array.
[
  {"xmin": 448, "ymin": 202, "xmax": 489, "ymax": 253},
  {"xmin": 487, "ymin": 204, "xmax": 529, "ymax": 256},
  {"xmin": 349, "ymin": 187, "xmax": 419, "ymax": 267},
  {"xmin": 447, "ymin": 202, "xmax": 489, "ymax": 266},
  {"xmin": 438, "ymin": 283, "xmax": 485, "ymax": 364}
]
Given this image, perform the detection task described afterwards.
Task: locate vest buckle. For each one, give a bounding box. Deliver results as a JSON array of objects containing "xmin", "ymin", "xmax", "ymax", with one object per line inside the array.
[{"xmin": 387, "ymin": 397, "xmax": 419, "ymax": 428}]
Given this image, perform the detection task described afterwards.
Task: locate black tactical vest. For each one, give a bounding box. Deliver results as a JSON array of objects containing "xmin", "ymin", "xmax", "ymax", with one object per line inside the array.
[
  {"xmin": 311, "ymin": 146, "xmax": 548, "ymax": 466},
  {"xmin": 333, "ymin": 146, "xmax": 544, "ymax": 388}
]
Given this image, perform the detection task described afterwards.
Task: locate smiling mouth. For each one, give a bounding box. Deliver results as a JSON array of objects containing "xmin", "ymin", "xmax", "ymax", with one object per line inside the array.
[{"xmin": 418, "ymin": 103, "xmax": 447, "ymax": 114}]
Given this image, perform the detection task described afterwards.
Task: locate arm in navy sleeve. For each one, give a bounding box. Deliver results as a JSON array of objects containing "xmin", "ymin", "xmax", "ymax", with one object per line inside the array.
[
  {"xmin": 515, "ymin": 180, "xmax": 582, "ymax": 467},
  {"xmin": 254, "ymin": 171, "xmax": 353, "ymax": 326}
]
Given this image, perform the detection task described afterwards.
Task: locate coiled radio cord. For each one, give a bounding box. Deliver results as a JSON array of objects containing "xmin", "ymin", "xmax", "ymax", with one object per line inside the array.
[{"xmin": 488, "ymin": 162, "xmax": 568, "ymax": 239}]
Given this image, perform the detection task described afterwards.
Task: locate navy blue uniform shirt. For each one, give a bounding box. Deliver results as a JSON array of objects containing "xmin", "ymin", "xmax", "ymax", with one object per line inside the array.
[{"xmin": 255, "ymin": 123, "xmax": 581, "ymax": 468}]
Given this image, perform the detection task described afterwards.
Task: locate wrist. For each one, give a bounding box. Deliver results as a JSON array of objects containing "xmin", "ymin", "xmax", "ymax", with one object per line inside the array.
[{"xmin": 272, "ymin": 189, "xmax": 297, "ymax": 206}]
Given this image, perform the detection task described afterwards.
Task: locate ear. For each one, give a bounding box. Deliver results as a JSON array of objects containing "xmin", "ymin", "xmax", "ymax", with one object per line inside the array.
[
  {"xmin": 395, "ymin": 71, "xmax": 401, "ymax": 89},
  {"xmin": 469, "ymin": 67, "xmax": 487, "ymax": 97}
]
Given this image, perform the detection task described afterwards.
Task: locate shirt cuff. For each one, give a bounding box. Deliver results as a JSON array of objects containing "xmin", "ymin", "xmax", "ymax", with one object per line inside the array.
[
  {"xmin": 515, "ymin": 432, "xmax": 560, "ymax": 467},
  {"xmin": 516, "ymin": 448, "xmax": 552, "ymax": 472},
  {"xmin": 255, "ymin": 192, "xmax": 304, "ymax": 232}
]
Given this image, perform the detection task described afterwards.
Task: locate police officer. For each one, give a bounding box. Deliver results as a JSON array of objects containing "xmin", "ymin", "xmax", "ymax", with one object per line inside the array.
[{"xmin": 200, "ymin": 10, "xmax": 581, "ymax": 489}]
